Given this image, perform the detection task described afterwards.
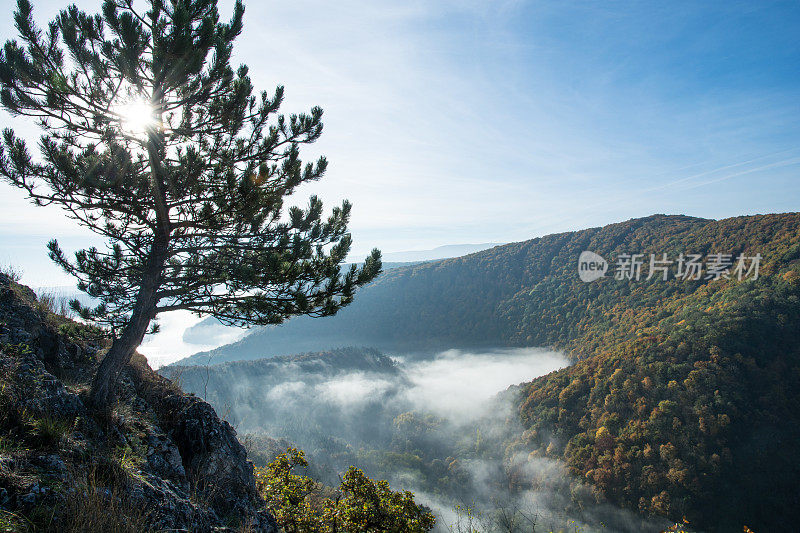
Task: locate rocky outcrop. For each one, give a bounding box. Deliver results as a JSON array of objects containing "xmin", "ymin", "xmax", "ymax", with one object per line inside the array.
[
  {"xmin": 0, "ymin": 273, "xmax": 278, "ymax": 532},
  {"xmin": 130, "ymin": 368, "xmax": 278, "ymax": 531}
]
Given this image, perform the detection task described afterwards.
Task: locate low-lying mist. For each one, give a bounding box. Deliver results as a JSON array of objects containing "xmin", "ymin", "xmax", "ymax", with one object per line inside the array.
[
  {"xmin": 398, "ymin": 348, "xmax": 568, "ymax": 420},
  {"xmin": 139, "ymin": 310, "xmax": 245, "ymax": 368},
  {"xmin": 165, "ymin": 347, "xmax": 670, "ymax": 532}
]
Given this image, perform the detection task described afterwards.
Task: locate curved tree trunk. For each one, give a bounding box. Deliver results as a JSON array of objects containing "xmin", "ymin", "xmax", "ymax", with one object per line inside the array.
[
  {"xmin": 90, "ymin": 106, "xmax": 171, "ymax": 409},
  {"xmin": 88, "ymin": 307, "xmax": 153, "ymax": 408},
  {"xmin": 89, "ymin": 235, "xmax": 168, "ymax": 408}
]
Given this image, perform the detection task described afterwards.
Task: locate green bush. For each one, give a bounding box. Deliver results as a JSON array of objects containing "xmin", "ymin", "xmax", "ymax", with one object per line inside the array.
[{"xmin": 256, "ymin": 448, "xmax": 435, "ymax": 533}]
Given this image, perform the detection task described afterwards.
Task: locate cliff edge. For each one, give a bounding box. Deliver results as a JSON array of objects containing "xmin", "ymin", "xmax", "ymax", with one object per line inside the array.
[{"xmin": 0, "ymin": 273, "xmax": 277, "ymax": 532}]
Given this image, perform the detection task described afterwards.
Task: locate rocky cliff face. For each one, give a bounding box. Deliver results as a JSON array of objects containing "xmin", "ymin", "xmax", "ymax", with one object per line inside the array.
[{"xmin": 0, "ymin": 273, "xmax": 277, "ymax": 532}]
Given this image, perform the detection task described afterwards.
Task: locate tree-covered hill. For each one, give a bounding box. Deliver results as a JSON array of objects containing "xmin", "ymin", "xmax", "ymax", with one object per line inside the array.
[
  {"xmin": 161, "ymin": 347, "xmax": 410, "ymax": 470},
  {"xmin": 508, "ymin": 214, "xmax": 800, "ymax": 532},
  {"xmin": 163, "ymin": 346, "xmax": 401, "ymax": 406},
  {"xmin": 178, "ymin": 213, "xmax": 799, "ymax": 365},
  {"xmin": 174, "ymin": 212, "xmax": 800, "ymax": 531}
]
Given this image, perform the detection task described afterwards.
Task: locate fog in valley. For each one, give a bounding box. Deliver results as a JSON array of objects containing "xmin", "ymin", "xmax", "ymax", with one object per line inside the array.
[
  {"xmin": 164, "ymin": 347, "xmax": 670, "ymax": 532},
  {"xmin": 138, "ymin": 310, "xmax": 244, "ymax": 368},
  {"xmin": 393, "ymin": 349, "xmax": 567, "ymax": 420}
]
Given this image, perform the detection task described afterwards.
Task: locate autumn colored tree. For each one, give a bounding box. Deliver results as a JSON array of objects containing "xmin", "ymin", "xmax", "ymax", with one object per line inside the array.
[
  {"xmin": 257, "ymin": 448, "xmax": 326, "ymax": 533},
  {"xmin": 256, "ymin": 448, "xmax": 436, "ymax": 533},
  {"xmin": 0, "ymin": 0, "xmax": 380, "ymax": 406}
]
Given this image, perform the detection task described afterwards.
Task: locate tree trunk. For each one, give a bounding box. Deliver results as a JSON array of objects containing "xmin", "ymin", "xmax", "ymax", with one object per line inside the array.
[
  {"xmin": 88, "ymin": 308, "xmax": 151, "ymax": 408},
  {"xmin": 89, "ymin": 91, "xmax": 172, "ymax": 409},
  {"xmin": 88, "ymin": 236, "xmax": 168, "ymax": 408}
]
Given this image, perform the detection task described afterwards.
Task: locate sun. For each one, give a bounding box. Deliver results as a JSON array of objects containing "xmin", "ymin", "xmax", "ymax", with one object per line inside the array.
[{"xmin": 115, "ymin": 97, "xmax": 156, "ymax": 138}]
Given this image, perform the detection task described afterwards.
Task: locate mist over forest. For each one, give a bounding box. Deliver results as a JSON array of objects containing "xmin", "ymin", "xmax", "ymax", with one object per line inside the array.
[
  {"xmin": 162, "ymin": 213, "xmax": 800, "ymax": 532},
  {"xmin": 163, "ymin": 346, "xmax": 670, "ymax": 532}
]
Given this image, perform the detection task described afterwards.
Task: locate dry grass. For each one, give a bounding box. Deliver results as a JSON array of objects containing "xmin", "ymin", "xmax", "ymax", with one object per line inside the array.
[
  {"xmin": 0, "ymin": 437, "xmax": 151, "ymax": 532},
  {"xmin": 0, "ymin": 509, "xmax": 33, "ymax": 532},
  {"xmin": 26, "ymin": 414, "xmax": 72, "ymax": 448},
  {"xmin": 0, "ymin": 264, "xmax": 23, "ymax": 282},
  {"xmin": 33, "ymin": 290, "xmax": 74, "ymax": 319},
  {"xmin": 56, "ymin": 461, "xmax": 152, "ymax": 533}
]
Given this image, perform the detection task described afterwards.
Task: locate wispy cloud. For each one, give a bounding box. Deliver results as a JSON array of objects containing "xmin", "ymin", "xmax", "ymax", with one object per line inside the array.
[{"xmin": 2, "ymin": 0, "xmax": 799, "ymax": 283}]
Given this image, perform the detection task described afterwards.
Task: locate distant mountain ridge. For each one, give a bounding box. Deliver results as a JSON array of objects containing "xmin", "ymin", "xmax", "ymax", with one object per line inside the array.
[
  {"xmin": 180, "ymin": 260, "xmax": 422, "ymax": 347},
  {"xmin": 379, "ymin": 243, "xmax": 504, "ymax": 263},
  {"xmin": 164, "ymin": 346, "xmax": 398, "ymax": 382}
]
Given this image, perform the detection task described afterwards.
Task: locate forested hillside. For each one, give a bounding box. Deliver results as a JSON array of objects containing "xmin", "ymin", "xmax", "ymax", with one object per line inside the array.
[
  {"xmin": 175, "ymin": 212, "xmax": 800, "ymax": 531},
  {"xmin": 510, "ymin": 214, "xmax": 800, "ymax": 532},
  {"xmin": 179, "ymin": 213, "xmax": 798, "ymax": 365}
]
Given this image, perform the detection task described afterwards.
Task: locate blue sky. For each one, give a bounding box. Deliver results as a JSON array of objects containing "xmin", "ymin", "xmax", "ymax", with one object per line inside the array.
[{"xmin": 1, "ymin": 0, "xmax": 799, "ymax": 286}]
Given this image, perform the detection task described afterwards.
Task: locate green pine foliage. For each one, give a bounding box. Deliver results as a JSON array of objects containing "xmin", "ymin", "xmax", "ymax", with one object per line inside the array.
[{"xmin": 0, "ymin": 0, "xmax": 380, "ymax": 405}]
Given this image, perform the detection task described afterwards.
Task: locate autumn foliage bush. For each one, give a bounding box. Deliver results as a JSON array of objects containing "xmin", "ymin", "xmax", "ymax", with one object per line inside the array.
[{"xmin": 255, "ymin": 448, "xmax": 435, "ymax": 533}]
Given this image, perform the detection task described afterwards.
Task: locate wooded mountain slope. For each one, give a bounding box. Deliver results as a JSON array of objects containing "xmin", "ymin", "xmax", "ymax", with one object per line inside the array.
[
  {"xmin": 178, "ymin": 212, "xmax": 800, "ymax": 531},
  {"xmin": 508, "ymin": 213, "xmax": 800, "ymax": 532},
  {"xmin": 179, "ymin": 213, "xmax": 797, "ymax": 365}
]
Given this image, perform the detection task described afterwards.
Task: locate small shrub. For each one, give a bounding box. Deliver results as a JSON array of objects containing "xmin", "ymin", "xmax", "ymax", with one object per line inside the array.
[
  {"xmin": 1, "ymin": 343, "xmax": 32, "ymax": 358},
  {"xmin": 113, "ymin": 445, "xmax": 146, "ymax": 483},
  {"xmin": 58, "ymin": 321, "xmax": 106, "ymax": 343},
  {"xmin": 257, "ymin": 447, "xmax": 436, "ymax": 533}
]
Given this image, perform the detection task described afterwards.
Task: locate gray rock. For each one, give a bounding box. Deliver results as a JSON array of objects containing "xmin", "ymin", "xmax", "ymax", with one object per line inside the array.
[
  {"xmin": 146, "ymin": 430, "xmax": 188, "ymax": 488},
  {"xmin": 0, "ymin": 274, "xmax": 278, "ymax": 532}
]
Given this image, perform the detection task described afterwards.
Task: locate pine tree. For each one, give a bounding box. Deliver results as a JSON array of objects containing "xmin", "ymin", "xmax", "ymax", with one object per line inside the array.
[{"xmin": 0, "ymin": 0, "xmax": 381, "ymax": 407}]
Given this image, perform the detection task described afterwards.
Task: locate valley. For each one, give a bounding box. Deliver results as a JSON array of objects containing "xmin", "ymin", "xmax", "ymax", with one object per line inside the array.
[
  {"xmin": 167, "ymin": 213, "xmax": 800, "ymax": 532},
  {"xmin": 164, "ymin": 347, "xmax": 671, "ymax": 532}
]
